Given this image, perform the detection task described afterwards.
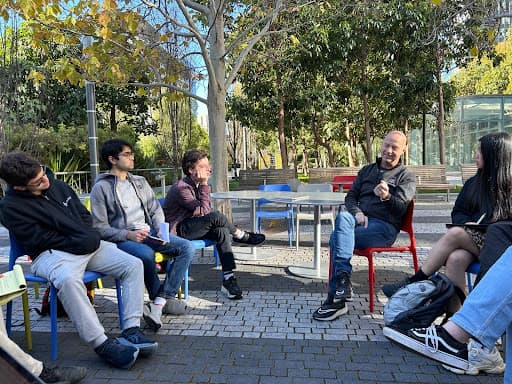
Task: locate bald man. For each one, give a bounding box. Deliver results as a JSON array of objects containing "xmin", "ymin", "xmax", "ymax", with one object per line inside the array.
[{"xmin": 313, "ymin": 131, "xmax": 416, "ymax": 321}]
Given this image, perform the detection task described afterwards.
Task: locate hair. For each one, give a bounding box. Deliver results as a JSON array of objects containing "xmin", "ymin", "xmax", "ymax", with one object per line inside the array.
[
  {"xmin": 468, "ymin": 132, "xmax": 512, "ymax": 221},
  {"xmin": 182, "ymin": 149, "xmax": 208, "ymax": 176},
  {"xmin": 0, "ymin": 152, "xmax": 42, "ymax": 186},
  {"xmin": 100, "ymin": 138, "xmax": 132, "ymax": 169}
]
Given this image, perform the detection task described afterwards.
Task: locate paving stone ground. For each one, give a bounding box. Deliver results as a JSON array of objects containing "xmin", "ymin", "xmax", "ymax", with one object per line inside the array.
[{"xmin": 0, "ymin": 199, "xmax": 503, "ymax": 383}]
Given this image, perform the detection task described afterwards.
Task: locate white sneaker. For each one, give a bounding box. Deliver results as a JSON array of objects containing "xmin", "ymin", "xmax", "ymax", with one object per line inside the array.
[
  {"xmin": 162, "ymin": 298, "xmax": 187, "ymax": 315},
  {"xmin": 142, "ymin": 302, "xmax": 163, "ymax": 331},
  {"xmin": 443, "ymin": 339, "xmax": 505, "ymax": 375}
]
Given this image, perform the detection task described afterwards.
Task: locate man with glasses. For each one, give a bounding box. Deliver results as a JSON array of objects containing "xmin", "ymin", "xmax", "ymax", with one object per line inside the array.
[
  {"xmin": 0, "ymin": 152, "xmax": 157, "ymax": 369},
  {"xmin": 90, "ymin": 139, "xmax": 195, "ymax": 332}
]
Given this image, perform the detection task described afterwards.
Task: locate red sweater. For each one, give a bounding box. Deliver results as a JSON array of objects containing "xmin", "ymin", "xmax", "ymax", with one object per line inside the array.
[{"xmin": 163, "ymin": 176, "xmax": 212, "ymax": 234}]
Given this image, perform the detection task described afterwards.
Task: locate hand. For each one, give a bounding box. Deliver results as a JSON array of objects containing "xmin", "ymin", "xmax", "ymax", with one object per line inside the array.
[
  {"xmin": 355, "ymin": 212, "xmax": 368, "ymax": 228},
  {"xmin": 127, "ymin": 229, "xmax": 149, "ymax": 242},
  {"xmin": 373, "ymin": 180, "xmax": 390, "ymax": 200},
  {"xmin": 195, "ymin": 169, "xmax": 209, "ymax": 185}
]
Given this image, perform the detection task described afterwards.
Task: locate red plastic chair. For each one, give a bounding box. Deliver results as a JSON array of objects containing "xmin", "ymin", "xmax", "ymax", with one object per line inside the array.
[
  {"xmin": 332, "ymin": 175, "xmax": 356, "ymax": 192},
  {"xmin": 355, "ymin": 200, "xmax": 418, "ymax": 312},
  {"xmin": 334, "ymin": 200, "xmax": 418, "ymax": 312}
]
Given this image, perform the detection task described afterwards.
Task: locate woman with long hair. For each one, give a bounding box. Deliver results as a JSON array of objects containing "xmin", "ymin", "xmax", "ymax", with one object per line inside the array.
[{"xmin": 382, "ymin": 132, "xmax": 512, "ymax": 314}]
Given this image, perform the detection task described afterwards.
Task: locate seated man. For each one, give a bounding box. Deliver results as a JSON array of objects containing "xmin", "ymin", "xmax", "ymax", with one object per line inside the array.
[
  {"xmin": 0, "ymin": 290, "xmax": 87, "ymax": 383},
  {"xmin": 313, "ymin": 130, "xmax": 416, "ymax": 321},
  {"xmin": 382, "ymin": 244, "xmax": 511, "ymax": 376},
  {"xmin": 90, "ymin": 138, "xmax": 196, "ymax": 332},
  {"xmin": 163, "ymin": 149, "xmax": 265, "ymax": 300},
  {"xmin": 0, "ymin": 152, "xmax": 157, "ymax": 369}
]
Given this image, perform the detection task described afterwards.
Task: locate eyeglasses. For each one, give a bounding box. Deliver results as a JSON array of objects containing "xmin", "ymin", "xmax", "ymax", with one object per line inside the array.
[
  {"xmin": 26, "ymin": 165, "xmax": 48, "ymax": 187},
  {"xmin": 118, "ymin": 152, "xmax": 135, "ymax": 159}
]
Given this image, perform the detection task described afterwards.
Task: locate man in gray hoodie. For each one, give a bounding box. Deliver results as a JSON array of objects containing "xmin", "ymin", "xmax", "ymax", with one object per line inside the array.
[{"xmin": 90, "ymin": 139, "xmax": 195, "ymax": 332}]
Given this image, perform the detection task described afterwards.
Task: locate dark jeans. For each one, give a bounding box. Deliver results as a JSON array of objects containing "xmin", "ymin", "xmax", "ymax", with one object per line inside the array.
[
  {"xmin": 475, "ymin": 220, "xmax": 512, "ymax": 285},
  {"xmin": 178, "ymin": 211, "xmax": 237, "ymax": 272}
]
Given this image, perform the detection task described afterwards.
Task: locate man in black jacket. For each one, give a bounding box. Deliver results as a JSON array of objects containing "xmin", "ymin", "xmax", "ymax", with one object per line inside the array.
[
  {"xmin": 0, "ymin": 152, "xmax": 157, "ymax": 369},
  {"xmin": 313, "ymin": 131, "xmax": 416, "ymax": 321}
]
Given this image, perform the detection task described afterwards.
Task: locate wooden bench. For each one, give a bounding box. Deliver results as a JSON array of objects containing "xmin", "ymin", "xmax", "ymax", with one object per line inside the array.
[
  {"xmin": 237, "ymin": 169, "xmax": 297, "ymax": 190},
  {"xmin": 308, "ymin": 167, "xmax": 360, "ymax": 184},
  {"xmin": 461, "ymin": 163, "xmax": 478, "ymax": 184},
  {"xmin": 408, "ymin": 165, "xmax": 456, "ymax": 201}
]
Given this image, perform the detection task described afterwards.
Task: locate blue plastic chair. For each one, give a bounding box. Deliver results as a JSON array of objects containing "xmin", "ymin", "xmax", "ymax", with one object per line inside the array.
[
  {"xmin": 5, "ymin": 233, "xmax": 124, "ymax": 361},
  {"xmin": 156, "ymin": 198, "xmax": 219, "ymax": 299},
  {"xmin": 466, "ymin": 261, "xmax": 480, "ymax": 292},
  {"xmin": 256, "ymin": 184, "xmax": 295, "ymax": 247}
]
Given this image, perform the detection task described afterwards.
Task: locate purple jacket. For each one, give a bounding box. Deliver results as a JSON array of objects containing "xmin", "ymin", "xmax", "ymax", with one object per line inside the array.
[{"xmin": 163, "ymin": 176, "xmax": 211, "ymax": 234}]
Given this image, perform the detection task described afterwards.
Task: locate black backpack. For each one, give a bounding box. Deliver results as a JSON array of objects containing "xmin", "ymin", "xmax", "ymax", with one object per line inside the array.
[{"xmin": 384, "ymin": 273, "xmax": 464, "ymax": 331}]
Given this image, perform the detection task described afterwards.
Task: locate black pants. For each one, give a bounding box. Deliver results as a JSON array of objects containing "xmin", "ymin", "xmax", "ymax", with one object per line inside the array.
[
  {"xmin": 178, "ymin": 211, "xmax": 237, "ymax": 272},
  {"xmin": 475, "ymin": 220, "xmax": 512, "ymax": 285}
]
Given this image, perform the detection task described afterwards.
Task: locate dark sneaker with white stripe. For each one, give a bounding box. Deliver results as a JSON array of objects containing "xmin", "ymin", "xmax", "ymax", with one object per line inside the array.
[
  {"xmin": 117, "ymin": 327, "xmax": 158, "ymax": 358},
  {"xmin": 334, "ymin": 272, "xmax": 353, "ymax": 301},
  {"xmin": 383, "ymin": 325, "xmax": 468, "ymax": 371},
  {"xmin": 312, "ymin": 300, "xmax": 348, "ymax": 321},
  {"xmin": 221, "ymin": 276, "xmax": 243, "ymax": 299}
]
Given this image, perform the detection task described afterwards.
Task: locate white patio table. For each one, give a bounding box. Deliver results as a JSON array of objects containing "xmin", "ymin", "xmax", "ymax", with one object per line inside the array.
[{"xmin": 211, "ymin": 190, "xmax": 345, "ymax": 274}]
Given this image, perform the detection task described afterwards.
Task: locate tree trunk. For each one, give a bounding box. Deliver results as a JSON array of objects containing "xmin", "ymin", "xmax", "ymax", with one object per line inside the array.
[
  {"xmin": 110, "ymin": 104, "xmax": 117, "ymax": 132},
  {"xmin": 277, "ymin": 92, "xmax": 288, "ymax": 168},
  {"xmin": 435, "ymin": 45, "xmax": 446, "ymax": 165},
  {"xmin": 207, "ymin": 11, "xmax": 231, "ymax": 217},
  {"xmin": 360, "ymin": 49, "xmax": 372, "ymax": 162}
]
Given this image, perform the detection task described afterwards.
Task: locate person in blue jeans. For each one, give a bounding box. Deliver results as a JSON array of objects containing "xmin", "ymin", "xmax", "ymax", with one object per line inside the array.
[
  {"xmin": 313, "ymin": 131, "xmax": 416, "ymax": 321},
  {"xmin": 383, "ymin": 245, "xmax": 512, "ymax": 377},
  {"xmin": 90, "ymin": 139, "xmax": 195, "ymax": 332}
]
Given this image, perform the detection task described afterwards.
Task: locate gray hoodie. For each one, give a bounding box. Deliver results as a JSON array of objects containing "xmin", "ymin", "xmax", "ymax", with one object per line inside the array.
[{"xmin": 90, "ymin": 172, "xmax": 165, "ymax": 242}]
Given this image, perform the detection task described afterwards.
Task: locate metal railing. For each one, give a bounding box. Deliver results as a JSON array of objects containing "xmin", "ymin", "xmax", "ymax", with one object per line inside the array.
[{"xmin": 54, "ymin": 167, "xmax": 181, "ymax": 196}]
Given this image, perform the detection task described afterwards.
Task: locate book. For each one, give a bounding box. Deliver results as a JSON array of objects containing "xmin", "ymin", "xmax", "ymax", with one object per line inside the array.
[
  {"xmin": 445, "ymin": 223, "xmax": 488, "ymax": 231},
  {"xmin": 0, "ymin": 264, "xmax": 27, "ymax": 305},
  {"xmin": 147, "ymin": 235, "xmax": 166, "ymax": 244}
]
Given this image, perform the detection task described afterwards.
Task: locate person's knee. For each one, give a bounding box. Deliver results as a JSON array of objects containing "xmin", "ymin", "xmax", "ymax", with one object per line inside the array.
[
  {"xmin": 334, "ymin": 212, "xmax": 355, "ymax": 232},
  {"xmin": 181, "ymin": 242, "xmax": 196, "ymax": 260}
]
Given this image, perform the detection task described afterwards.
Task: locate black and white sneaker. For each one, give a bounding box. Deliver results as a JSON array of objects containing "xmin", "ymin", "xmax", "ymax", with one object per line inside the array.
[
  {"xmin": 312, "ymin": 300, "xmax": 348, "ymax": 321},
  {"xmin": 221, "ymin": 276, "xmax": 243, "ymax": 299},
  {"xmin": 383, "ymin": 325, "xmax": 469, "ymax": 371},
  {"xmin": 334, "ymin": 272, "xmax": 353, "ymax": 301}
]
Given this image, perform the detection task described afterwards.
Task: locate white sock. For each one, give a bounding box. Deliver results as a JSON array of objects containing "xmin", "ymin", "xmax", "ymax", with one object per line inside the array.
[{"xmin": 154, "ymin": 297, "xmax": 166, "ymax": 306}]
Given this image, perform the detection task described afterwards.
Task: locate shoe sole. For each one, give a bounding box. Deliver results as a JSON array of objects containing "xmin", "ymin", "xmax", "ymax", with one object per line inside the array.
[
  {"xmin": 383, "ymin": 327, "xmax": 469, "ymax": 371},
  {"xmin": 117, "ymin": 337, "xmax": 158, "ymax": 358},
  {"xmin": 221, "ymin": 286, "xmax": 243, "ymax": 300},
  {"xmin": 442, "ymin": 362, "xmax": 505, "ymax": 375},
  {"xmin": 312, "ymin": 305, "xmax": 348, "ymax": 321},
  {"xmin": 142, "ymin": 307, "xmax": 162, "ymax": 332},
  {"xmin": 233, "ymin": 239, "xmax": 265, "ymax": 247}
]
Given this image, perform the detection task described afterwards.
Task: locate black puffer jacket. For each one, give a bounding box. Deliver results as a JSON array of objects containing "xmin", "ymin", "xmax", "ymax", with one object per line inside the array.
[{"xmin": 0, "ymin": 173, "xmax": 100, "ymax": 259}]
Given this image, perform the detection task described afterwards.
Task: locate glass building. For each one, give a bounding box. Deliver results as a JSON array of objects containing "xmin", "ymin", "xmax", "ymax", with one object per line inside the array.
[{"xmin": 410, "ymin": 95, "xmax": 512, "ymax": 170}]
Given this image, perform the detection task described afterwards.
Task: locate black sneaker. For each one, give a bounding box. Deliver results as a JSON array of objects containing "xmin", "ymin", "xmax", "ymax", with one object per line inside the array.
[
  {"xmin": 383, "ymin": 325, "xmax": 469, "ymax": 371},
  {"xmin": 94, "ymin": 338, "xmax": 139, "ymax": 369},
  {"xmin": 39, "ymin": 365, "xmax": 87, "ymax": 383},
  {"xmin": 233, "ymin": 232, "xmax": 265, "ymax": 246},
  {"xmin": 221, "ymin": 276, "xmax": 243, "ymax": 299},
  {"xmin": 312, "ymin": 300, "xmax": 348, "ymax": 321},
  {"xmin": 117, "ymin": 327, "xmax": 158, "ymax": 357},
  {"xmin": 382, "ymin": 276, "xmax": 411, "ymax": 298},
  {"xmin": 334, "ymin": 272, "xmax": 353, "ymax": 301}
]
